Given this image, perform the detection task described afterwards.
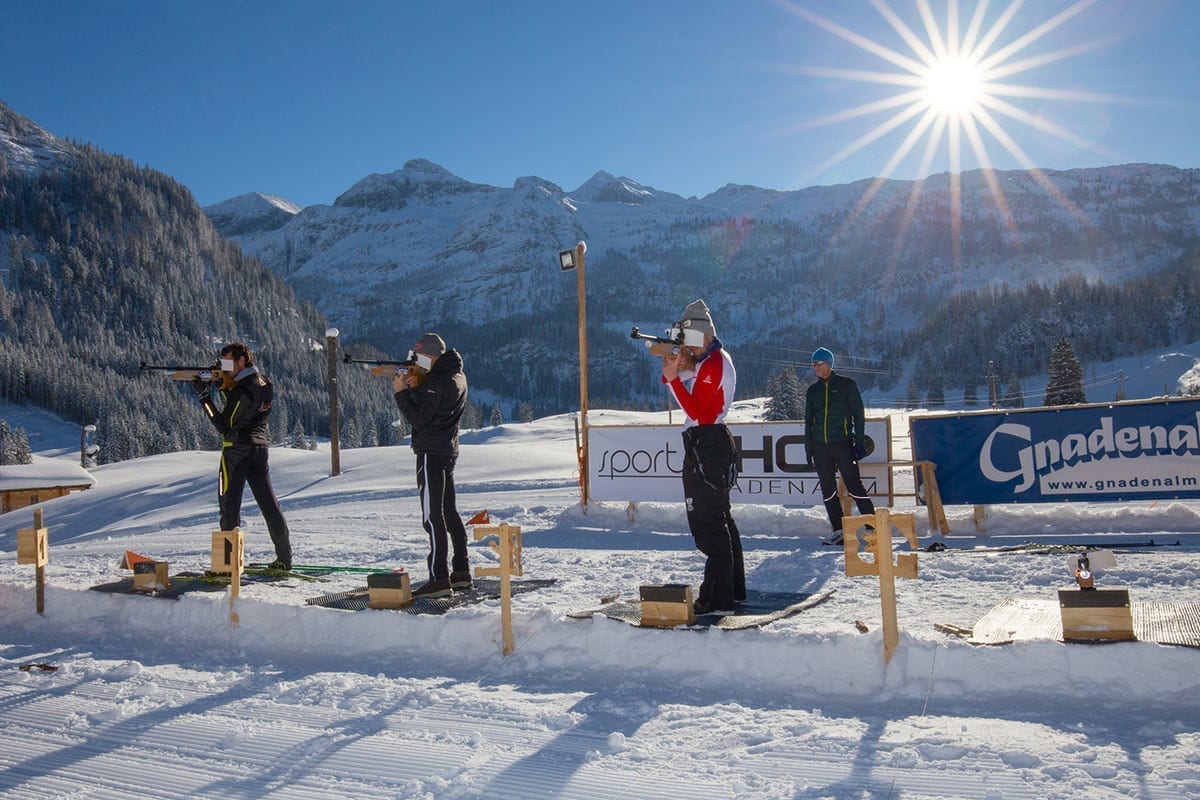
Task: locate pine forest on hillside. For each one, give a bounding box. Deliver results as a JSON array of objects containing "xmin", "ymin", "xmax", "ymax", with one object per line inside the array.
[{"xmin": 0, "ymin": 132, "xmax": 400, "ymax": 462}]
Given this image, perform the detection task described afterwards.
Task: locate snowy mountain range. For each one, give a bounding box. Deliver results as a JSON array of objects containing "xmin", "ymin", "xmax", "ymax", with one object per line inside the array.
[
  {"xmin": 4, "ymin": 95, "xmax": 1199, "ymax": 412},
  {"xmin": 206, "ymin": 158, "xmax": 1200, "ymax": 402}
]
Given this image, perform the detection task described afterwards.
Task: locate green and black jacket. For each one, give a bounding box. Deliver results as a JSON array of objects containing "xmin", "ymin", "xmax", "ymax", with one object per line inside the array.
[{"xmin": 804, "ymin": 371, "xmax": 867, "ymax": 449}]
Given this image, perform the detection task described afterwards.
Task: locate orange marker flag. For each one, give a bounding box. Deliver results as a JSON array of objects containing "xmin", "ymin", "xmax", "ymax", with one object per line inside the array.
[
  {"xmin": 467, "ymin": 509, "xmax": 490, "ymax": 525},
  {"xmin": 119, "ymin": 550, "xmax": 155, "ymax": 570}
]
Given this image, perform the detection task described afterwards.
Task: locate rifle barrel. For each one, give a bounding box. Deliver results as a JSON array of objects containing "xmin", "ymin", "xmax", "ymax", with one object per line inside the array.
[
  {"xmin": 343, "ymin": 353, "xmax": 412, "ymax": 366},
  {"xmin": 139, "ymin": 362, "xmax": 215, "ymax": 371},
  {"xmin": 630, "ymin": 326, "xmax": 676, "ymax": 345}
]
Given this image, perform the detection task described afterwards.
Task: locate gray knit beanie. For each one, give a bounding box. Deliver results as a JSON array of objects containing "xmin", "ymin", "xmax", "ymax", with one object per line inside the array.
[{"xmin": 680, "ymin": 299, "xmax": 716, "ymax": 337}]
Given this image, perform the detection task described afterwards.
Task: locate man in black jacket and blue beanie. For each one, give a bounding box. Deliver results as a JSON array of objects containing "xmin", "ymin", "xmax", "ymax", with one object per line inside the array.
[
  {"xmin": 804, "ymin": 346, "xmax": 875, "ymax": 545},
  {"xmin": 194, "ymin": 342, "xmax": 293, "ymax": 570},
  {"xmin": 394, "ymin": 332, "xmax": 470, "ymax": 598}
]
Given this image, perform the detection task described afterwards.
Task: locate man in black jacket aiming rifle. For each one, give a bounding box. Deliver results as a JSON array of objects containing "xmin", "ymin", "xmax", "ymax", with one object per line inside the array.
[
  {"xmin": 805, "ymin": 346, "xmax": 875, "ymax": 546},
  {"xmin": 393, "ymin": 333, "xmax": 470, "ymax": 598},
  {"xmin": 193, "ymin": 342, "xmax": 293, "ymax": 570}
]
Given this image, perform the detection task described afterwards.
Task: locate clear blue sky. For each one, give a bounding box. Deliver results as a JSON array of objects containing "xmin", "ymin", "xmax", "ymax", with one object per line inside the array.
[{"xmin": 4, "ymin": 0, "xmax": 1197, "ymax": 208}]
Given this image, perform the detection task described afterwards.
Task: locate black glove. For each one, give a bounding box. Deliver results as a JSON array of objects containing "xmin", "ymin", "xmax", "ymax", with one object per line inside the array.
[
  {"xmin": 853, "ymin": 441, "xmax": 867, "ymax": 461},
  {"xmin": 805, "ymin": 445, "xmax": 814, "ymax": 467},
  {"xmin": 192, "ymin": 377, "xmax": 211, "ymax": 401}
]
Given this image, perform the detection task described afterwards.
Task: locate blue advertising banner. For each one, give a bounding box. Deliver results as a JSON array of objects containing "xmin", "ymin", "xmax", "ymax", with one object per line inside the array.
[{"xmin": 910, "ymin": 398, "xmax": 1200, "ymax": 504}]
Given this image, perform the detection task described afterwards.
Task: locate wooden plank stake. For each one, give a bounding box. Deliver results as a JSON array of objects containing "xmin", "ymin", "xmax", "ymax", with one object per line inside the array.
[
  {"xmin": 473, "ymin": 522, "xmax": 523, "ymax": 655},
  {"xmin": 874, "ymin": 509, "xmax": 900, "ymax": 662},
  {"xmin": 35, "ymin": 508, "xmax": 46, "ymax": 615},
  {"xmin": 918, "ymin": 461, "xmax": 950, "ymax": 536},
  {"xmin": 211, "ymin": 529, "xmax": 244, "ymax": 626},
  {"xmin": 17, "ymin": 509, "xmax": 49, "ymax": 614},
  {"xmin": 841, "ymin": 509, "xmax": 919, "ymax": 663},
  {"xmin": 973, "ymin": 504, "xmax": 988, "ymax": 533}
]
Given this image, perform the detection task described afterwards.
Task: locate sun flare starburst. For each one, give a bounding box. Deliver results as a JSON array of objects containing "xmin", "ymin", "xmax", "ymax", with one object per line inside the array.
[
  {"xmin": 923, "ymin": 55, "xmax": 984, "ymax": 116},
  {"xmin": 781, "ymin": 0, "xmax": 1119, "ymax": 271}
]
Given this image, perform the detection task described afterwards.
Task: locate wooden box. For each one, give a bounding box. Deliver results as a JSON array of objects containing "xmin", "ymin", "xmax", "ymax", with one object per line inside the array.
[
  {"xmin": 210, "ymin": 529, "xmax": 244, "ymax": 574},
  {"xmin": 639, "ymin": 584, "xmax": 696, "ymax": 627},
  {"xmin": 132, "ymin": 560, "xmax": 171, "ymax": 593},
  {"xmin": 367, "ymin": 571, "xmax": 412, "ymax": 609},
  {"xmin": 17, "ymin": 526, "xmax": 49, "ymax": 566},
  {"xmin": 1059, "ymin": 589, "xmax": 1135, "ymax": 641}
]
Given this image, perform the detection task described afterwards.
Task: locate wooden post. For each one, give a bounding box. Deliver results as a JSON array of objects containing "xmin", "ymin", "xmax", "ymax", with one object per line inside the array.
[
  {"xmin": 17, "ymin": 508, "xmax": 50, "ymax": 614},
  {"xmin": 873, "ymin": 510, "xmax": 900, "ymax": 662},
  {"xmin": 973, "ymin": 504, "xmax": 988, "ymax": 533},
  {"xmin": 211, "ymin": 529, "xmax": 244, "ymax": 626},
  {"xmin": 473, "ymin": 522, "xmax": 523, "ymax": 655},
  {"xmin": 841, "ymin": 509, "xmax": 919, "ymax": 663},
  {"xmin": 918, "ymin": 461, "xmax": 950, "ymax": 536},
  {"xmin": 575, "ymin": 242, "xmax": 589, "ymax": 509}
]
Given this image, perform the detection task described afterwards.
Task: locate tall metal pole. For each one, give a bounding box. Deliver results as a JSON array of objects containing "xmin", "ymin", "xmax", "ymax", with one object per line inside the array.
[
  {"xmin": 575, "ymin": 241, "xmax": 589, "ymax": 508},
  {"xmin": 326, "ymin": 328, "xmax": 341, "ymax": 477}
]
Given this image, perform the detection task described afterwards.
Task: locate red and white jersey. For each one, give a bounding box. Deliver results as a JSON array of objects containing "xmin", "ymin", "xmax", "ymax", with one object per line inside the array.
[{"xmin": 665, "ymin": 344, "xmax": 736, "ymax": 427}]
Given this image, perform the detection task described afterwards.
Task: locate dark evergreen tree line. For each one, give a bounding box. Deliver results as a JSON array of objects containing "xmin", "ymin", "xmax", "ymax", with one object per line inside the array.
[{"xmin": 0, "ymin": 128, "xmax": 398, "ymax": 462}]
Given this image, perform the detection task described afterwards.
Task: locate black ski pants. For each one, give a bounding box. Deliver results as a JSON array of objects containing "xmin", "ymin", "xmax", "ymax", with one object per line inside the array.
[
  {"xmin": 218, "ymin": 443, "xmax": 292, "ymax": 564},
  {"xmin": 681, "ymin": 424, "xmax": 746, "ymax": 608},
  {"xmin": 812, "ymin": 439, "xmax": 875, "ymax": 533},
  {"xmin": 416, "ymin": 451, "xmax": 470, "ymax": 581}
]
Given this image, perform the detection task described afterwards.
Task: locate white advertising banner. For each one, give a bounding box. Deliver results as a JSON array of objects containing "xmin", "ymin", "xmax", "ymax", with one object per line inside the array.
[{"xmin": 587, "ymin": 420, "xmax": 892, "ymax": 505}]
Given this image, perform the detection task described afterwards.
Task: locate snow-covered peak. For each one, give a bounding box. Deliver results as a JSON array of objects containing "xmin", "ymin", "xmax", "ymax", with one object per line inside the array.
[
  {"xmin": 571, "ymin": 171, "xmax": 676, "ymax": 205},
  {"xmin": 513, "ymin": 175, "xmax": 565, "ymax": 195},
  {"xmin": 334, "ymin": 158, "xmax": 492, "ymax": 210},
  {"xmin": 0, "ymin": 100, "xmax": 75, "ymax": 176},
  {"xmin": 202, "ymin": 192, "xmax": 302, "ymax": 235}
]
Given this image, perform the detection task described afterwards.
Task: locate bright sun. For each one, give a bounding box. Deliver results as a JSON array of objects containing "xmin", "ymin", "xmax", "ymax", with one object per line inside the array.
[{"xmin": 923, "ymin": 55, "xmax": 984, "ymax": 117}]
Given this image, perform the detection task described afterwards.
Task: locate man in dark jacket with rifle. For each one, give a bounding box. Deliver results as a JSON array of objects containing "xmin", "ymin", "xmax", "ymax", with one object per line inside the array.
[
  {"xmin": 805, "ymin": 346, "xmax": 875, "ymax": 546},
  {"xmin": 193, "ymin": 342, "xmax": 293, "ymax": 570},
  {"xmin": 394, "ymin": 332, "xmax": 470, "ymax": 598}
]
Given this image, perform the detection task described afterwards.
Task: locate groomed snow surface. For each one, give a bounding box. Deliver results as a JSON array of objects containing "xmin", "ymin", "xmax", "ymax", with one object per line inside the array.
[{"xmin": 2, "ymin": 406, "xmax": 1199, "ymax": 799}]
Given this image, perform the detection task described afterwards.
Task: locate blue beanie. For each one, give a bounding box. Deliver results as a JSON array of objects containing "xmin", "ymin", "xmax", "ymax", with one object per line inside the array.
[{"xmin": 812, "ymin": 347, "xmax": 835, "ymax": 366}]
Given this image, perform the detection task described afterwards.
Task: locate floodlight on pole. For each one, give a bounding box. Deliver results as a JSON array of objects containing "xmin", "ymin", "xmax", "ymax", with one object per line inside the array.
[
  {"xmin": 558, "ymin": 241, "xmax": 589, "ymax": 508},
  {"xmin": 326, "ymin": 328, "xmax": 341, "ymax": 477}
]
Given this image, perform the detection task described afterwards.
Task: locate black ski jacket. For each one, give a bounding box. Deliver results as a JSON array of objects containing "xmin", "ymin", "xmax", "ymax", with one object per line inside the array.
[
  {"xmin": 201, "ymin": 366, "xmax": 274, "ymax": 447},
  {"xmin": 805, "ymin": 371, "xmax": 867, "ymax": 449},
  {"xmin": 394, "ymin": 348, "xmax": 468, "ymax": 456}
]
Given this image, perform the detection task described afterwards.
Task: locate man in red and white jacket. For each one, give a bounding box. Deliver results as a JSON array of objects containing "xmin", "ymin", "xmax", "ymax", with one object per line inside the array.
[{"xmin": 661, "ymin": 299, "xmax": 745, "ymax": 614}]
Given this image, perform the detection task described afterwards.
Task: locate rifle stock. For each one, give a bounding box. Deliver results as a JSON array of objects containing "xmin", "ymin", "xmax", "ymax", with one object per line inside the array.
[
  {"xmin": 140, "ymin": 362, "xmax": 235, "ymax": 390},
  {"xmin": 344, "ymin": 353, "xmax": 425, "ymax": 386}
]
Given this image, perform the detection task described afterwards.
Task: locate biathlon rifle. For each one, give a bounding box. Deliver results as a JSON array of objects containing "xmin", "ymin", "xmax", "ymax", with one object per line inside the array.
[
  {"xmin": 139, "ymin": 361, "xmax": 236, "ymax": 390},
  {"xmin": 630, "ymin": 326, "xmax": 696, "ymax": 370},
  {"xmin": 343, "ymin": 352, "xmax": 425, "ymax": 387}
]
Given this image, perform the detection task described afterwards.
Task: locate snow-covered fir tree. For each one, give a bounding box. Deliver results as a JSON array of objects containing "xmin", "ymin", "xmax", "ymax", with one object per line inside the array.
[
  {"xmin": 764, "ymin": 366, "xmax": 804, "ymax": 421},
  {"xmin": 1044, "ymin": 337, "xmax": 1086, "ymax": 406}
]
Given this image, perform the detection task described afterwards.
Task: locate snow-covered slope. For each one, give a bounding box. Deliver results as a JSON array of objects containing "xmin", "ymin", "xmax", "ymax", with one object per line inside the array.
[
  {"xmin": 2, "ymin": 405, "xmax": 1200, "ymax": 798},
  {"xmin": 0, "ymin": 100, "xmax": 75, "ymax": 176},
  {"xmin": 202, "ymin": 192, "xmax": 302, "ymax": 237}
]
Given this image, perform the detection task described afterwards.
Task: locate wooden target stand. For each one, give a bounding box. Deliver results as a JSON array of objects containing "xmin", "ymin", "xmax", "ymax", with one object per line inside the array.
[
  {"xmin": 473, "ymin": 521, "xmax": 523, "ymax": 655},
  {"xmin": 841, "ymin": 508, "xmax": 920, "ymax": 663},
  {"xmin": 17, "ymin": 509, "xmax": 50, "ymax": 614},
  {"xmin": 210, "ymin": 528, "xmax": 244, "ymax": 626}
]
